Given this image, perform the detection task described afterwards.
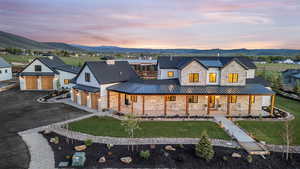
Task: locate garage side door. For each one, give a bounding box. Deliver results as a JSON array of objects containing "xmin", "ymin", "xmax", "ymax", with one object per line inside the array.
[
  {"xmin": 25, "ymin": 76, "xmax": 38, "ymax": 90},
  {"xmin": 41, "ymin": 76, "xmax": 54, "ymax": 90}
]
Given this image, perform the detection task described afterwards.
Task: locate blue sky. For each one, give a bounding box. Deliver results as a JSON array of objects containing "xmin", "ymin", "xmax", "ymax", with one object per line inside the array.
[{"xmin": 1, "ymin": 0, "xmax": 300, "ymax": 49}]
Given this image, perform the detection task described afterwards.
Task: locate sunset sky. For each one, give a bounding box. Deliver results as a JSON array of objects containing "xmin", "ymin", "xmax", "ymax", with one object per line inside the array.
[{"xmin": 1, "ymin": 0, "xmax": 300, "ymax": 49}]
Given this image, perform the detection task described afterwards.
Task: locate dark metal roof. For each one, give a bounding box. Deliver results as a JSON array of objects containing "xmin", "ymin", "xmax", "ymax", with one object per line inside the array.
[
  {"xmin": 73, "ymin": 84, "xmax": 100, "ymax": 93},
  {"xmin": 54, "ymin": 64, "xmax": 80, "ymax": 74},
  {"xmin": 0, "ymin": 57, "xmax": 11, "ymax": 68},
  {"xmin": 158, "ymin": 56, "xmax": 256, "ymax": 69},
  {"xmin": 246, "ymin": 77, "xmax": 271, "ymax": 87},
  {"xmin": 76, "ymin": 61, "xmax": 138, "ymax": 85},
  {"xmin": 19, "ymin": 72, "xmax": 55, "ymax": 76},
  {"xmin": 107, "ymin": 79, "xmax": 274, "ymax": 95}
]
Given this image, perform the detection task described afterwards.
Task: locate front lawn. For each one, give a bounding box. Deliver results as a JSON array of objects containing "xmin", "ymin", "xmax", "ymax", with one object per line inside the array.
[
  {"xmin": 237, "ymin": 96, "xmax": 300, "ymax": 145},
  {"xmin": 69, "ymin": 116, "xmax": 230, "ymax": 140}
]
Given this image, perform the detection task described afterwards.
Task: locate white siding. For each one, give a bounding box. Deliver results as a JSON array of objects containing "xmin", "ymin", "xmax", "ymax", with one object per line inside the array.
[
  {"xmin": 262, "ymin": 87, "xmax": 272, "ymax": 106},
  {"xmin": 23, "ymin": 59, "xmax": 53, "ymax": 73},
  {"xmin": 76, "ymin": 66, "xmax": 100, "ymax": 88},
  {"xmin": 158, "ymin": 68, "xmax": 179, "ymax": 79},
  {"xmin": 100, "ymin": 83, "xmax": 119, "ymax": 108},
  {"xmin": 57, "ymin": 70, "xmax": 77, "ymax": 89},
  {"xmin": 0, "ymin": 67, "xmax": 12, "ymax": 81},
  {"xmin": 246, "ymin": 69, "xmax": 255, "ymax": 79}
]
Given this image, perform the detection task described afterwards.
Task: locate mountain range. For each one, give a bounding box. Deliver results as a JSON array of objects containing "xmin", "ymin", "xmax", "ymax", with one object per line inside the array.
[{"xmin": 1, "ymin": 30, "xmax": 300, "ymax": 56}]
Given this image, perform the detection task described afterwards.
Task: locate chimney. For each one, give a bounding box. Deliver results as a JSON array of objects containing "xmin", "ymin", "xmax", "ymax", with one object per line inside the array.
[{"xmin": 106, "ymin": 60, "xmax": 115, "ymax": 65}]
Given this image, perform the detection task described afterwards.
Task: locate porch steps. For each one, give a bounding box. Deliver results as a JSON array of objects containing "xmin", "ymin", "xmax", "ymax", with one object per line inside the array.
[{"xmin": 214, "ymin": 116, "xmax": 269, "ymax": 155}]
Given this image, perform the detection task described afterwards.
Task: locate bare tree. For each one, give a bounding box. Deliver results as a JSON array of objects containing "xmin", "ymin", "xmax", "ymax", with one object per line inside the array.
[{"xmin": 282, "ymin": 120, "xmax": 294, "ymax": 160}]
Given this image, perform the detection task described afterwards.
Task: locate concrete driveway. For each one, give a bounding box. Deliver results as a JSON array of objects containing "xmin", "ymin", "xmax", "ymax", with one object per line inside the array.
[{"xmin": 0, "ymin": 87, "xmax": 88, "ymax": 169}]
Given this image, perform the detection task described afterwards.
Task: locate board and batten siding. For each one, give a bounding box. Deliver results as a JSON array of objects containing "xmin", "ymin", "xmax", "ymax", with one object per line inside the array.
[
  {"xmin": 0, "ymin": 67, "xmax": 12, "ymax": 81},
  {"xmin": 57, "ymin": 70, "xmax": 77, "ymax": 89},
  {"xmin": 76, "ymin": 65, "xmax": 99, "ymax": 88},
  {"xmin": 22, "ymin": 59, "xmax": 53, "ymax": 73}
]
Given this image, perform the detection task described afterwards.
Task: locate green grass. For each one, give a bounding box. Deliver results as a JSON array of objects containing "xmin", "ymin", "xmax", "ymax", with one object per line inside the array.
[
  {"xmin": 69, "ymin": 116, "xmax": 231, "ymax": 139},
  {"xmin": 237, "ymin": 96, "xmax": 300, "ymax": 145}
]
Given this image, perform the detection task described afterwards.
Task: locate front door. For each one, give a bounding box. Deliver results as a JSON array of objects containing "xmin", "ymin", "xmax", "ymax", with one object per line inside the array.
[{"xmin": 208, "ymin": 96, "xmax": 215, "ymax": 108}]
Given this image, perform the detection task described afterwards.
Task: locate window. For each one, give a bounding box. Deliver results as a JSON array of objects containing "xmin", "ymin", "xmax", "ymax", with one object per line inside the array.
[
  {"xmin": 166, "ymin": 96, "xmax": 176, "ymax": 101},
  {"xmin": 167, "ymin": 71, "xmax": 174, "ymax": 77},
  {"xmin": 209, "ymin": 73, "xmax": 217, "ymax": 83},
  {"xmin": 130, "ymin": 95, "xmax": 137, "ymax": 102},
  {"xmin": 64, "ymin": 79, "xmax": 71, "ymax": 85},
  {"xmin": 188, "ymin": 96, "xmax": 198, "ymax": 103},
  {"xmin": 85, "ymin": 73, "xmax": 90, "ymax": 82},
  {"xmin": 229, "ymin": 96, "xmax": 237, "ymax": 103},
  {"xmin": 34, "ymin": 65, "xmax": 42, "ymax": 72},
  {"xmin": 5, "ymin": 69, "xmax": 8, "ymax": 73},
  {"xmin": 250, "ymin": 96, "xmax": 255, "ymax": 104},
  {"xmin": 0, "ymin": 70, "xmax": 2, "ymax": 74},
  {"xmin": 189, "ymin": 73, "xmax": 199, "ymax": 83},
  {"xmin": 228, "ymin": 73, "xmax": 239, "ymax": 83},
  {"xmin": 125, "ymin": 94, "xmax": 130, "ymax": 105}
]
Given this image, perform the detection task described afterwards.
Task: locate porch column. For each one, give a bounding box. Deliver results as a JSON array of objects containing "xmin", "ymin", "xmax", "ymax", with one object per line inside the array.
[
  {"xmin": 248, "ymin": 95, "xmax": 252, "ymax": 115},
  {"xmin": 207, "ymin": 96, "xmax": 210, "ymax": 115},
  {"xmin": 142, "ymin": 95, "xmax": 145, "ymax": 115},
  {"xmin": 185, "ymin": 95, "xmax": 189, "ymax": 116},
  {"xmin": 164, "ymin": 95, "xmax": 167, "ymax": 116},
  {"xmin": 107, "ymin": 90, "xmax": 110, "ymax": 109},
  {"xmin": 118, "ymin": 93, "xmax": 121, "ymax": 111},
  {"xmin": 131, "ymin": 95, "xmax": 134, "ymax": 114},
  {"xmin": 270, "ymin": 94, "xmax": 275, "ymax": 115},
  {"xmin": 227, "ymin": 95, "xmax": 230, "ymax": 115}
]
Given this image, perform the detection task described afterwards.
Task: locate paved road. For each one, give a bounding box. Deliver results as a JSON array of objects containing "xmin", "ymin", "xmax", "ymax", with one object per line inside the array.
[{"xmin": 0, "ymin": 87, "xmax": 88, "ymax": 169}]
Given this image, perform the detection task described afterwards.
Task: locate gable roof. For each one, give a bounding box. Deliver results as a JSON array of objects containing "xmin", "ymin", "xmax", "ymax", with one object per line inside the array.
[
  {"xmin": 76, "ymin": 61, "xmax": 138, "ymax": 85},
  {"xmin": 158, "ymin": 56, "xmax": 256, "ymax": 70},
  {"xmin": 177, "ymin": 58, "xmax": 208, "ymax": 70},
  {"xmin": 22, "ymin": 56, "xmax": 80, "ymax": 74},
  {"xmin": 0, "ymin": 57, "xmax": 11, "ymax": 68}
]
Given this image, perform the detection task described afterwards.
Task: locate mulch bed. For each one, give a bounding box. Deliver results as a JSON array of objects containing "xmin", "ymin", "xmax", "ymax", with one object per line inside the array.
[{"xmin": 42, "ymin": 132, "xmax": 300, "ymax": 169}]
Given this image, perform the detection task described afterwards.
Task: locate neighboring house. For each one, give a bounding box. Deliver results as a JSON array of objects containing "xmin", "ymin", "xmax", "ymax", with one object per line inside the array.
[
  {"xmin": 0, "ymin": 57, "xmax": 12, "ymax": 81},
  {"xmin": 274, "ymin": 59, "xmax": 294, "ymax": 64},
  {"xmin": 282, "ymin": 69, "xmax": 300, "ymax": 86},
  {"xmin": 71, "ymin": 57, "xmax": 275, "ymax": 117},
  {"xmin": 253, "ymin": 59, "xmax": 267, "ymax": 64},
  {"xmin": 19, "ymin": 56, "xmax": 80, "ymax": 90},
  {"xmin": 294, "ymin": 60, "xmax": 300, "ymax": 65}
]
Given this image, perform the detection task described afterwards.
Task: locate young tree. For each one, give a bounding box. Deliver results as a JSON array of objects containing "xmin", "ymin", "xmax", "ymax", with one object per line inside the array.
[
  {"xmin": 195, "ymin": 130, "xmax": 214, "ymax": 162},
  {"xmin": 281, "ymin": 120, "xmax": 294, "ymax": 160},
  {"xmin": 121, "ymin": 114, "xmax": 140, "ymax": 152}
]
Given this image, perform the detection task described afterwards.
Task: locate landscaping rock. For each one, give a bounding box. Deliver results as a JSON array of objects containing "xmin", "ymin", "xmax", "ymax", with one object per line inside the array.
[
  {"xmin": 43, "ymin": 130, "xmax": 51, "ymax": 134},
  {"xmin": 165, "ymin": 145, "xmax": 176, "ymax": 151},
  {"xmin": 98, "ymin": 156, "xmax": 106, "ymax": 163},
  {"xmin": 74, "ymin": 145, "xmax": 87, "ymax": 151},
  {"xmin": 58, "ymin": 161, "xmax": 69, "ymax": 167},
  {"xmin": 120, "ymin": 157, "xmax": 132, "ymax": 164},
  {"xmin": 232, "ymin": 153, "xmax": 242, "ymax": 158}
]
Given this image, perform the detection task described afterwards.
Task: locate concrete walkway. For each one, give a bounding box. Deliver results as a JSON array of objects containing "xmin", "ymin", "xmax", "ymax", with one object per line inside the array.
[{"xmin": 214, "ymin": 116, "xmax": 268, "ymax": 155}]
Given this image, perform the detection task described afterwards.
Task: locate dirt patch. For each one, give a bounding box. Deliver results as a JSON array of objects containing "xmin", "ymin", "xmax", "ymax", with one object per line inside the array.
[{"xmin": 43, "ymin": 132, "xmax": 300, "ymax": 169}]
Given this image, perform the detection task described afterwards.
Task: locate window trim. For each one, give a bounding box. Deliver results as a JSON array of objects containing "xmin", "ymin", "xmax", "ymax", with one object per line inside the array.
[
  {"xmin": 229, "ymin": 95, "xmax": 237, "ymax": 103},
  {"xmin": 208, "ymin": 73, "xmax": 217, "ymax": 83},
  {"xmin": 228, "ymin": 73, "xmax": 239, "ymax": 83},
  {"xmin": 85, "ymin": 73, "xmax": 91, "ymax": 82},
  {"xmin": 34, "ymin": 65, "xmax": 42, "ymax": 72},
  {"xmin": 167, "ymin": 71, "xmax": 174, "ymax": 77},
  {"xmin": 189, "ymin": 73, "xmax": 199, "ymax": 83},
  {"xmin": 188, "ymin": 96, "xmax": 198, "ymax": 103},
  {"xmin": 64, "ymin": 79, "xmax": 71, "ymax": 85},
  {"xmin": 130, "ymin": 95, "xmax": 137, "ymax": 102},
  {"xmin": 167, "ymin": 96, "xmax": 176, "ymax": 101},
  {"xmin": 250, "ymin": 96, "xmax": 255, "ymax": 104}
]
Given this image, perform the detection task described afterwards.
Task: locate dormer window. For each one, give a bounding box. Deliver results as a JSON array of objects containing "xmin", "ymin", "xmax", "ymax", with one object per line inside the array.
[
  {"xmin": 34, "ymin": 65, "xmax": 42, "ymax": 72},
  {"xmin": 85, "ymin": 73, "xmax": 90, "ymax": 82},
  {"xmin": 228, "ymin": 73, "xmax": 238, "ymax": 83},
  {"xmin": 167, "ymin": 71, "xmax": 174, "ymax": 77},
  {"xmin": 209, "ymin": 73, "xmax": 217, "ymax": 83},
  {"xmin": 189, "ymin": 73, "xmax": 199, "ymax": 83}
]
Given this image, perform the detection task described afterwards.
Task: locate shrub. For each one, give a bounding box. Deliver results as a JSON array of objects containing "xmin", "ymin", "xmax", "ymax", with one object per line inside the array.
[
  {"xmin": 195, "ymin": 131, "xmax": 214, "ymax": 162},
  {"xmin": 246, "ymin": 155, "xmax": 253, "ymax": 163},
  {"xmin": 139, "ymin": 150, "xmax": 150, "ymax": 160},
  {"xmin": 54, "ymin": 136, "xmax": 59, "ymax": 144},
  {"xmin": 84, "ymin": 139, "xmax": 93, "ymax": 147}
]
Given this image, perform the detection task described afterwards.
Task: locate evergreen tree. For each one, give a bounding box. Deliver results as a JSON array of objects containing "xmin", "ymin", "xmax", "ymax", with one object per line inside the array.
[{"xmin": 195, "ymin": 131, "xmax": 214, "ymax": 162}]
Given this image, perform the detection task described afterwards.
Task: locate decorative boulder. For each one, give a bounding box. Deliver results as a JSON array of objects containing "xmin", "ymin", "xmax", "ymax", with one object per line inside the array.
[
  {"xmin": 72, "ymin": 152, "xmax": 86, "ymax": 167},
  {"xmin": 120, "ymin": 157, "xmax": 132, "ymax": 164},
  {"xmin": 98, "ymin": 156, "xmax": 106, "ymax": 163},
  {"xmin": 75, "ymin": 145, "xmax": 87, "ymax": 151},
  {"xmin": 232, "ymin": 153, "xmax": 242, "ymax": 158},
  {"xmin": 165, "ymin": 145, "xmax": 176, "ymax": 151}
]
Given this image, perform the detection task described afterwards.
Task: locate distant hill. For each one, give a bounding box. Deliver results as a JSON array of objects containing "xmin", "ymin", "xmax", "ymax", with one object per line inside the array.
[
  {"xmin": 0, "ymin": 31, "xmax": 82, "ymax": 51},
  {"xmin": 72, "ymin": 44, "xmax": 300, "ymax": 56}
]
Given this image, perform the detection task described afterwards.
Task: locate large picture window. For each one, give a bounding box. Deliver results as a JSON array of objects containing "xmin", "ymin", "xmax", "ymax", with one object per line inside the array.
[
  {"xmin": 228, "ymin": 73, "xmax": 239, "ymax": 83},
  {"xmin": 166, "ymin": 96, "xmax": 176, "ymax": 101},
  {"xmin": 229, "ymin": 96, "xmax": 237, "ymax": 103},
  {"xmin": 189, "ymin": 73, "xmax": 199, "ymax": 83},
  {"xmin": 34, "ymin": 65, "xmax": 42, "ymax": 72},
  {"xmin": 209, "ymin": 73, "xmax": 217, "ymax": 83},
  {"xmin": 188, "ymin": 96, "xmax": 198, "ymax": 103},
  {"xmin": 130, "ymin": 95, "xmax": 137, "ymax": 102},
  {"xmin": 250, "ymin": 96, "xmax": 255, "ymax": 104},
  {"xmin": 167, "ymin": 71, "xmax": 174, "ymax": 77}
]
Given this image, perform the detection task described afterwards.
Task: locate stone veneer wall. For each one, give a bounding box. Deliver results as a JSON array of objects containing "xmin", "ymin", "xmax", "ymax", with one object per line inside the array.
[
  {"xmin": 180, "ymin": 61, "xmax": 207, "ymax": 86},
  {"xmin": 108, "ymin": 92, "xmax": 264, "ymax": 116},
  {"xmin": 220, "ymin": 61, "xmax": 247, "ymax": 86}
]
